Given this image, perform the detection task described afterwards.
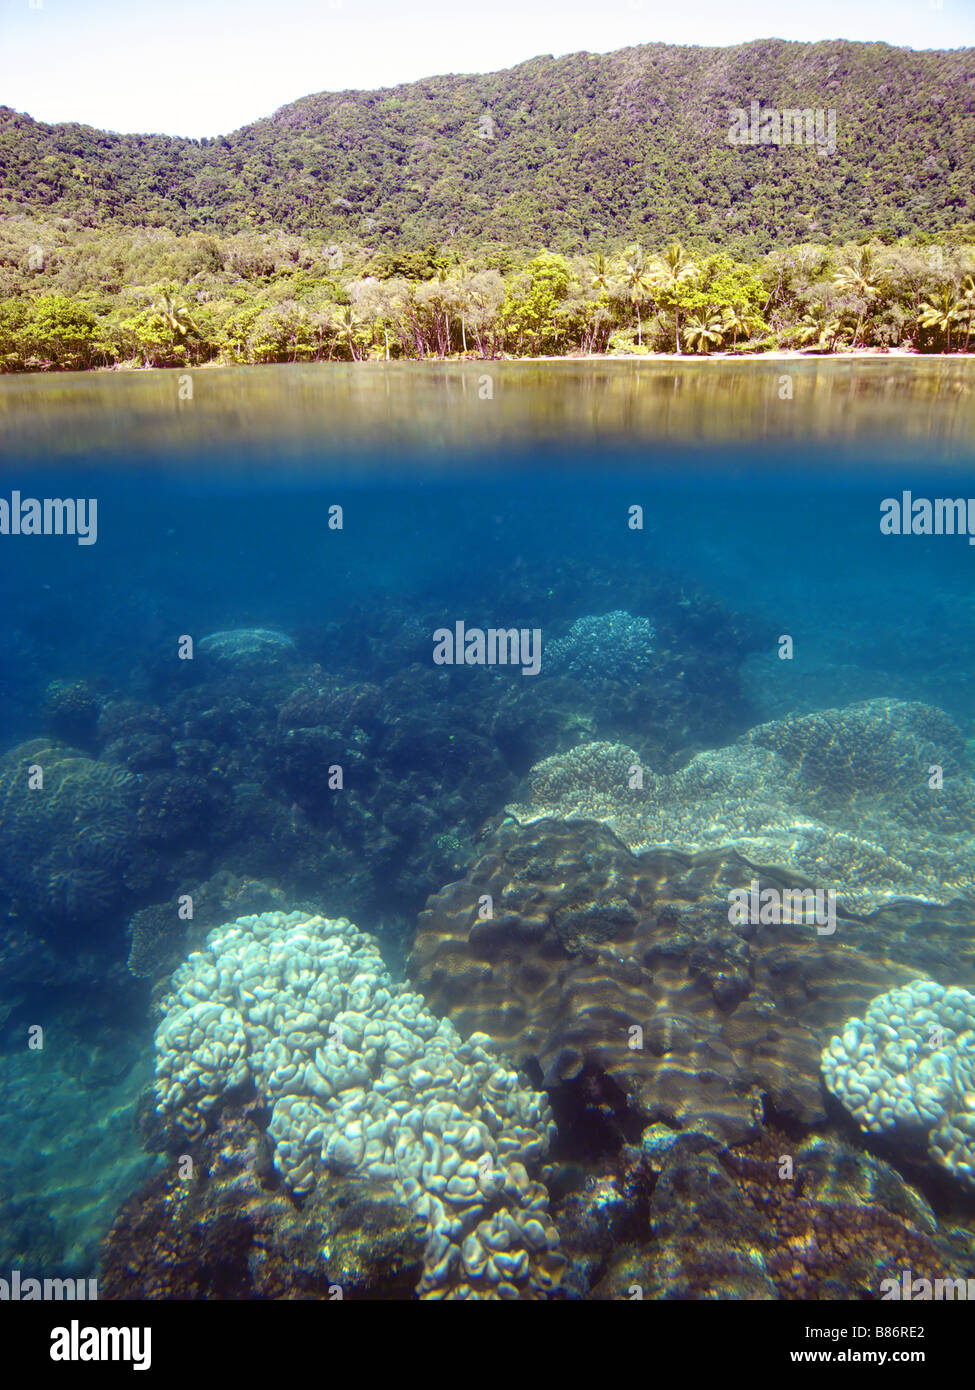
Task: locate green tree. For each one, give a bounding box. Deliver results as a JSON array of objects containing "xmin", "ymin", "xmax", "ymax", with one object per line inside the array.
[
  {"xmin": 683, "ymin": 309, "xmax": 726, "ymax": 354},
  {"xmin": 653, "ymin": 242, "xmax": 699, "ymax": 354},
  {"xmin": 960, "ymin": 275, "xmax": 975, "ymax": 351},
  {"xmin": 0, "ymin": 300, "xmax": 30, "ymax": 370},
  {"xmin": 622, "ymin": 246, "xmax": 651, "ymax": 347},
  {"xmin": 24, "ymin": 294, "xmax": 100, "ymax": 369},
  {"xmin": 833, "ymin": 248, "xmax": 880, "ymax": 347},
  {"xmin": 794, "ymin": 303, "xmax": 842, "ymax": 351},
  {"xmin": 334, "ymin": 304, "xmax": 367, "ymax": 360},
  {"xmin": 918, "ymin": 286, "xmax": 965, "ymax": 352},
  {"xmin": 151, "ymin": 286, "xmax": 201, "ymax": 339},
  {"xmin": 500, "ymin": 252, "xmax": 573, "ymax": 354},
  {"xmin": 721, "ymin": 305, "xmax": 761, "ymax": 351},
  {"xmin": 590, "ymin": 251, "xmax": 611, "ymax": 295},
  {"xmin": 118, "ymin": 285, "xmax": 207, "ymax": 366}
]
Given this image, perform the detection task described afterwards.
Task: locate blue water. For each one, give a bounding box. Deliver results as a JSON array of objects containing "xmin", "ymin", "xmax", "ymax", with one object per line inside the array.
[
  {"xmin": 3, "ymin": 445, "xmax": 974, "ymax": 744},
  {"xmin": 2, "ymin": 426, "xmax": 975, "ymax": 1296}
]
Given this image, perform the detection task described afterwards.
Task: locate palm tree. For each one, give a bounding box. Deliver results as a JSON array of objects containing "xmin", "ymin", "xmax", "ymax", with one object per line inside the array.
[
  {"xmin": 336, "ymin": 305, "xmax": 363, "ymax": 360},
  {"xmin": 683, "ymin": 309, "xmax": 726, "ymax": 354},
  {"xmin": 590, "ymin": 252, "xmax": 611, "ymax": 295},
  {"xmin": 795, "ymin": 303, "xmax": 842, "ymax": 352},
  {"xmin": 721, "ymin": 305, "xmax": 759, "ymax": 352},
  {"xmin": 958, "ymin": 275, "xmax": 975, "ymax": 352},
  {"xmin": 151, "ymin": 288, "xmax": 200, "ymax": 340},
  {"xmin": 653, "ymin": 241, "xmax": 699, "ymax": 354},
  {"xmin": 659, "ymin": 241, "xmax": 698, "ymax": 281},
  {"xmin": 623, "ymin": 246, "xmax": 651, "ymax": 347},
  {"xmin": 833, "ymin": 248, "xmax": 880, "ymax": 348},
  {"xmin": 918, "ymin": 287, "xmax": 964, "ymax": 353}
]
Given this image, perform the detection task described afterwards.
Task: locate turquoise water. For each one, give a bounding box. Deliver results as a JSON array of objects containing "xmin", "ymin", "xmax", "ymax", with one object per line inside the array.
[{"xmin": 2, "ymin": 360, "xmax": 974, "ymax": 1298}]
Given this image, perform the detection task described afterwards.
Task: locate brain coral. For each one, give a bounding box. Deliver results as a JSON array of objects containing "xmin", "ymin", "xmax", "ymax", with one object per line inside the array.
[
  {"xmin": 505, "ymin": 699, "xmax": 975, "ymax": 915},
  {"xmin": 154, "ymin": 910, "xmax": 563, "ymax": 1299},
  {"xmin": 821, "ymin": 979, "xmax": 975, "ymax": 1190}
]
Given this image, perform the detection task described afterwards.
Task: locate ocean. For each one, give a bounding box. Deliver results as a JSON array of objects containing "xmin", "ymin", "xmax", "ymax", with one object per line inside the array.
[{"xmin": 1, "ymin": 358, "xmax": 974, "ymax": 1302}]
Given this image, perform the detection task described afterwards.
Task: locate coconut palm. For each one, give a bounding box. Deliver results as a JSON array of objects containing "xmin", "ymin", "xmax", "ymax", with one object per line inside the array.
[
  {"xmin": 653, "ymin": 241, "xmax": 699, "ymax": 354},
  {"xmin": 335, "ymin": 305, "xmax": 364, "ymax": 360},
  {"xmin": 833, "ymin": 248, "xmax": 880, "ymax": 347},
  {"xmin": 590, "ymin": 252, "xmax": 611, "ymax": 295},
  {"xmin": 794, "ymin": 303, "xmax": 842, "ymax": 351},
  {"xmin": 833, "ymin": 247, "xmax": 879, "ymax": 298},
  {"xmin": 918, "ymin": 287, "xmax": 965, "ymax": 353},
  {"xmin": 151, "ymin": 288, "xmax": 200, "ymax": 339},
  {"xmin": 683, "ymin": 309, "xmax": 726, "ymax": 354},
  {"xmin": 623, "ymin": 246, "xmax": 651, "ymax": 347},
  {"xmin": 721, "ymin": 305, "xmax": 759, "ymax": 352}
]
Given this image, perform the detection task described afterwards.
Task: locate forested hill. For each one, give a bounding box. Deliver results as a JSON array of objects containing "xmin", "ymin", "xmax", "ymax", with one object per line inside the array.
[{"xmin": 2, "ymin": 38, "xmax": 974, "ymax": 255}]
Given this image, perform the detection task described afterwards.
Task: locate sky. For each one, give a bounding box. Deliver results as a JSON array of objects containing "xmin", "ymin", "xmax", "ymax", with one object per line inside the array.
[{"xmin": 1, "ymin": 0, "xmax": 973, "ymax": 138}]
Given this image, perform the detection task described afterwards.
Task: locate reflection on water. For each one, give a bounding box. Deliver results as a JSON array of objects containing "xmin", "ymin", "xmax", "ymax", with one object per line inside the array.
[{"xmin": 2, "ymin": 359, "xmax": 975, "ymax": 463}]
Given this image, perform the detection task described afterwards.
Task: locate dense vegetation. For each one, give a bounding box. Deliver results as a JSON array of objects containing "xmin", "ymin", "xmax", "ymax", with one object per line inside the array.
[
  {"xmin": 1, "ymin": 215, "xmax": 973, "ymax": 368},
  {"xmin": 2, "ymin": 39, "xmax": 974, "ymax": 257},
  {"xmin": 2, "ymin": 38, "xmax": 975, "ymax": 369}
]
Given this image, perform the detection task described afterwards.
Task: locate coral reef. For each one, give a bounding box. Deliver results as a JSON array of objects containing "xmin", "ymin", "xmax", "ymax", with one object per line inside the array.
[
  {"xmin": 822, "ymin": 979, "xmax": 975, "ymax": 1190},
  {"xmin": 126, "ymin": 871, "xmax": 296, "ymax": 981},
  {"xmin": 584, "ymin": 1128, "xmax": 974, "ymax": 1300},
  {"xmin": 96, "ymin": 700, "xmax": 175, "ymax": 772},
  {"xmin": 198, "ymin": 628, "xmax": 298, "ymax": 673},
  {"xmin": 505, "ymin": 700, "xmax": 975, "ymax": 915},
  {"xmin": 411, "ymin": 815, "xmax": 934, "ymax": 1143},
  {"xmin": 4, "ymin": 575, "xmax": 762, "ymax": 958},
  {"xmin": 724, "ymin": 1130, "xmax": 971, "ymax": 1300},
  {"xmin": 0, "ymin": 739, "xmax": 141, "ymax": 928},
  {"xmin": 42, "ymin": 679, "xmax": 100, "ymax": 747},
  {"xmin": 100, "ymin": 1100, "xmax": 426, "ymax": 1299},
  {"xmin": 545, "ymin": 611, "xmax": 656, "ymax": 688},
  {"xmin": 154, "ymin": 910, "xmax": 563, "ymax": 1298}
]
